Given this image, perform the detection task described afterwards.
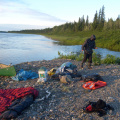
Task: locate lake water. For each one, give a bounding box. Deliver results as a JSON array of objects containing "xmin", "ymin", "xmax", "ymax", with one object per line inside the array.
[{"xmin": 0, "ymin": 33, "xmax": 120, "ymax": 65}]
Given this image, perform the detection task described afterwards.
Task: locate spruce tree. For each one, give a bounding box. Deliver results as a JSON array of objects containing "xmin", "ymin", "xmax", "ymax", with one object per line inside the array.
[{"xmin": 92, "ymin": 11, "xmax": 98, "ymax": 30}]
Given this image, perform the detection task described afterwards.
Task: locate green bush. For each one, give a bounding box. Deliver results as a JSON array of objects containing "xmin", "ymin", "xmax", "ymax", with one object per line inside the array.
[
  {"xmin": 92, "ymin": 52, "xmax": 101, "ymax": 65},
  {"xmin": 101, "ymin": 54, "xmax": 120, "ymax": 64},
  {"xmin": 115, "ymin": 57, "xmax": 120, "ymax": 65},
  {"xmin": 76, "ymin": 52, "xmax": 84, "ymax": 61},
  {"xmin": 57, "ymin": 51, "xmax": 77, "ymax": 60}
]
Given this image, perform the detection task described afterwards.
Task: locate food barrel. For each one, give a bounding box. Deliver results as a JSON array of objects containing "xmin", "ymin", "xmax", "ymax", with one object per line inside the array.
[{"xmin": 38, "ymin": 67, "xmax": 48, "ymax": 82}]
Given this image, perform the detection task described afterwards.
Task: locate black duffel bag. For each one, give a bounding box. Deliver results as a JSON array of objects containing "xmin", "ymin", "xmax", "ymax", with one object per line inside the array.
[{"xmin": 82, "ymin": 73, "xmax": 103, "ymax": 82}]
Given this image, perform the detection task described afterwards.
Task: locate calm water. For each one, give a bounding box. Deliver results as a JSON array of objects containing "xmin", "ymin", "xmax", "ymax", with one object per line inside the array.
[{"xmin": 0, "ymin": 33, "xmax": 120, "ymax": 65}]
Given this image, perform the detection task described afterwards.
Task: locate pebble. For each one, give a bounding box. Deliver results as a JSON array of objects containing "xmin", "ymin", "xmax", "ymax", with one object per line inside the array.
[
  {"xmin": 9, "ymin": 81, "xmax": 13, "ymax": 83},
  {"xmin": 107, "ymin": 97, "xmax": 115, "ymax": 102},
  {"xmin": 80, "ymin": 113, "xmax": 86, "ymax": 117}
]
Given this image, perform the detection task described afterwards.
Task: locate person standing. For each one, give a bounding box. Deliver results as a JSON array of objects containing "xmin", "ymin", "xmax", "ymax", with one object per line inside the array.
[{"xmin": 81, "ymin": 35, "xmax": 97, "ymax": 69}]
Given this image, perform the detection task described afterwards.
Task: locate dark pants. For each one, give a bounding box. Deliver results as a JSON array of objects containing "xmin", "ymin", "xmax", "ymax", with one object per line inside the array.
[{"xmin": 82, "ymin": 52, "xmax": 92, "ymax": 64}]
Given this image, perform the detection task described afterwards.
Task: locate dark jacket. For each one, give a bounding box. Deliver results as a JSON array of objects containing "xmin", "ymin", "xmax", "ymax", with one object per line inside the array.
[{"xmin": 82, "ymin": 35, "xmax": 96, "ymax": 54}]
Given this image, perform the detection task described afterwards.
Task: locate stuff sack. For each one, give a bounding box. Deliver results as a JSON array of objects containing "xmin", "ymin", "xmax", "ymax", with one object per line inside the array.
[
  {"xmin": 48, "ymin": 68, "xmax": 57, "ymax": 77},
  {"xmin": 82, "ymin": 80, "xmax": 107, "ymax": 90},
  {"xmin": 82, "ymin": 73, "xmax": 103, "ymax": 82},
  {"xmin": 59, "ymin": 75, "xmax": 73, "ymax": 84},
  {"xmin": 60, "ymin": 62, "xmax": 77, "ymax": 70}
]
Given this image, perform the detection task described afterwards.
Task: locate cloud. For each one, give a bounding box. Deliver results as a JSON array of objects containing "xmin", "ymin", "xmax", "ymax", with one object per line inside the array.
[
  {"xmin": 0, "ymin": 24, "xmax": 49, "ymax": 31},
  {"xmin": 0, "ymin": 0, "xmax": 66, "ymax": 30}
]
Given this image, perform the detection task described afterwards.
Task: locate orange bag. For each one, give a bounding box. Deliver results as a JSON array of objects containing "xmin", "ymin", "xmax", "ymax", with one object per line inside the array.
[{"xmin": 83, "ymin": 80, "xmax": 107, "ymax": 90}]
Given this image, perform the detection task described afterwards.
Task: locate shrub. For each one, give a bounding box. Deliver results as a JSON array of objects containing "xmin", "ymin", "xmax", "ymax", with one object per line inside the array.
[
  {"xmin": 102, "ymin": 54, "xmax": 116, "ymax": 64},
  {"xmin": 57, "ymin": 51, "xmax": 77, "ymax": 60},
  {"xmin": 115, "ymin": 57, "xmax": 120, "ymax": 65},
  {"xmin": 76, "ymin": 52, "xmax": 84, "ymax": 61},
  {"xmin": 92, "ymin": 52, "xmax": 101, "ymax": 65}
]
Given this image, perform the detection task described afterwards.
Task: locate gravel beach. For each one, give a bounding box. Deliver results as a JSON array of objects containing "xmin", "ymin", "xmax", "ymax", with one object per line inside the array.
[{"xmin": 0, "ymin": 59, "xmax": 120, "ymax": 120}]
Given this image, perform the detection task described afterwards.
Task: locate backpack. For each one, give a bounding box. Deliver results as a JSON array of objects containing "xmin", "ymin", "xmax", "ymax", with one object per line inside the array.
[{"xmin": 82, "ymin": 99, "xmax": 114, "ymax": 117}]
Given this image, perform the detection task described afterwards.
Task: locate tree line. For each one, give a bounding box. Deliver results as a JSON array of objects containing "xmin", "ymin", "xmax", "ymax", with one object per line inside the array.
[{"xmin": 11, "ymin": 6, "xmax": 120, "ymax": 34}]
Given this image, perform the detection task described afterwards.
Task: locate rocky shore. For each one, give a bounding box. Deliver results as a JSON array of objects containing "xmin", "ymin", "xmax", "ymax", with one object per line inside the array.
[{"xmin": 0, "ymin": 59, "xmax": 120, "ymax": 120}]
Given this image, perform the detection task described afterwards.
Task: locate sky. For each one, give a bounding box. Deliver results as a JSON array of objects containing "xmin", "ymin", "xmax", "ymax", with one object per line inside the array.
[{"xmin": 0, "ymin": 0, "xmax": 120, "ymax": 31}]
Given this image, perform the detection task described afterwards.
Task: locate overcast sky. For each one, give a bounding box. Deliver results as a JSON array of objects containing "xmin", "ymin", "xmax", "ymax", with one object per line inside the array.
[{"xmin": 0, "ymin": 0, "xmax": 120, "ymax": 31}]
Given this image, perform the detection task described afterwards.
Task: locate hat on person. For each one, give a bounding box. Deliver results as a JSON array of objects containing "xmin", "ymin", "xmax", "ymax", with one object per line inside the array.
[{"xmin": 90, "ymin": 35, "xmax": 96, "ymax": 40}]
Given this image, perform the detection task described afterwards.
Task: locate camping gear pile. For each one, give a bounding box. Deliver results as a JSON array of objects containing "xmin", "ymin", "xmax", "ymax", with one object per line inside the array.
[
  {"xmin": 0, "ymin": 62, "xmax": 114, "ymax": 118},
  {"xmin": 48, "ymin": 62, "xmax": 81, "ymax": 83}
]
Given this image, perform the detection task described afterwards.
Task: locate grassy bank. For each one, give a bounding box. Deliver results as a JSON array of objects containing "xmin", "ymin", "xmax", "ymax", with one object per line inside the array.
[{"xmin": 40, "ymin": 29, "xmax": 120, "ymax": 52}]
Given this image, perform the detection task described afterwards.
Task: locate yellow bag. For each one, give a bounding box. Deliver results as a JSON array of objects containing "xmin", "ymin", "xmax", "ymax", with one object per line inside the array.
[{"xmin": 47, "ymin": 68, "xmax": 57, "ymax": 76}]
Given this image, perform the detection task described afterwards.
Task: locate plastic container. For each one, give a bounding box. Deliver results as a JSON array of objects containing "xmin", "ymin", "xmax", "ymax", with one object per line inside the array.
[{"xmin": 37, "ymin": 68, "xmax": 48, "ymax": 82}]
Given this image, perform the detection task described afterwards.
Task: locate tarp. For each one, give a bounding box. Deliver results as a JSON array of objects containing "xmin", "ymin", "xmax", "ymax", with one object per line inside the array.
[{"xmin": 12, "ymin": 69, "xmax": 38, "ymax": 81}]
